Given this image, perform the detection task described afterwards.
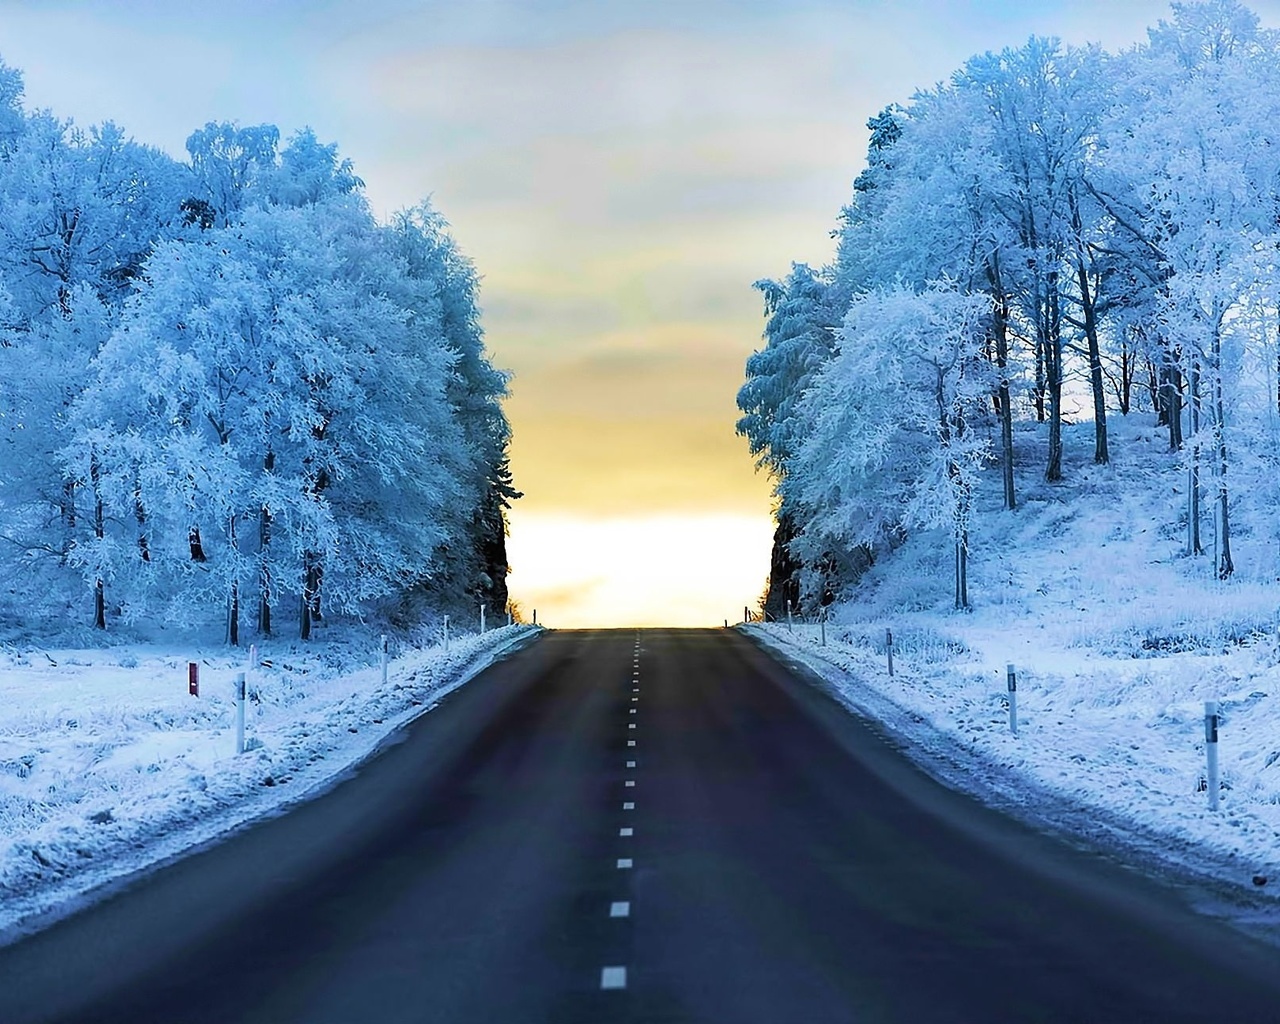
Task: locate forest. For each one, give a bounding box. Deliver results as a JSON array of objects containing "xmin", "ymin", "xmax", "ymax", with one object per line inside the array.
[
  {"xmin": 0, "ymin": 58, "xmax": 517, "ymax": 642},
  {"xmin": 739, "ymin": 0, "xmax": 1280, "ymax": 617}
]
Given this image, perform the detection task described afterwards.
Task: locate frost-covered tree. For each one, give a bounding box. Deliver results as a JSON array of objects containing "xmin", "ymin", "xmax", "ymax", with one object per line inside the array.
[
  {"xmin": 385, "ymin": 204, "xmax": 517, "ymax": 618},
  {"xmin": 1100, "ymin": 0, "xmax": 1280, "ymax": 576},
  {"xmin": 0, "ymin": 52, "xmax": 514, "ymax": 637},
  {"xmin": 0, "ymin": 65, "xmax": 189, "ymax": 624},
  {"xmin": 790, "ymin": 285, "xmax": 992, "ymax": 608},
  {"xmin": 742, "ymin": 1, "xmax": 1280, "ymax": 608},
  {"xmin": 72, "ymin": 194, "xmax": 468, "ymax": 640},
  {"xmin": 736, "ymin": 263, "xmax": 841, "ymax": 615}
]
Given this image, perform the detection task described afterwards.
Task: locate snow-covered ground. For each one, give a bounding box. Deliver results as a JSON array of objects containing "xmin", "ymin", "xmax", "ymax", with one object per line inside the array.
[
  {"xmin": 0, "ymin": 624, "xmax": 539, "ymax": 943},
  {"xmin": 747, "ymin": 415, "xmax": 1280, "ymax": 936}
]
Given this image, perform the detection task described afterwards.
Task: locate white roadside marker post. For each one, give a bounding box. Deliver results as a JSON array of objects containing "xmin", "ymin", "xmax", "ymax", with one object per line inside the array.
[
  {"xmin": 235, "ymin": 671, "xmax": 247, "ymax": 754},
  {"xmin": 443, "ymin": 614, "xmax": 450, "ymax": 653},
  {"xmin": 886, "ymin": 629, "xmax": 895, "ymax": 677},
  {"xmin": 507, "ymin": 610, "xmax": 513, "ymax": 627},
  {"xmin": 380, "ymin": 634, "xmax": 389, "ymax": 687},
  {"xmin": 787, "ymin": 600, "xmax": 793, "ymax": 632},
  {"xmin": 1007, "ymin": 663, "xmax": 1018, "ymax": 737},
  {"xmin": 820, "ymin": 610, "xmax": 826, "ymax": 646},
  {"xmin": 533, "ymin": 608, "xmax": 538, "ymax": 626},
  {"xmin": 480, "ymin": 602, "xmax": 486, "ymax": 634},
  {"xmin": 1205, "ymin": 700, "xmax": 1220, "ymax": 812}
]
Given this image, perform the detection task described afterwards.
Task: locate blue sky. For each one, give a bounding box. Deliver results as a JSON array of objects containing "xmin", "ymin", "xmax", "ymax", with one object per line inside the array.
[{"xmin": 3, "ymin": 0, "xmax": 1276, "ymax": 623}]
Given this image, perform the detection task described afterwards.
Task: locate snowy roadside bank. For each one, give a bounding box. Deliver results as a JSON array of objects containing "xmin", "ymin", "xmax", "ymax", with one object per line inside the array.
[
  {"xmin": 745, "ymin": 622, "xmax": 1280, "ymax": 937},
  {"xmin": 0, "ymin": 625, "xmax": 541, "ymax": 943}
]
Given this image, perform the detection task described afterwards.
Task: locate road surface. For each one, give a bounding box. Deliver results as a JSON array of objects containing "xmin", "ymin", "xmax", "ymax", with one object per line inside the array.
[{"xmin": 2, "ymin": 628, "xmax": 1278, "ymax": 1022}]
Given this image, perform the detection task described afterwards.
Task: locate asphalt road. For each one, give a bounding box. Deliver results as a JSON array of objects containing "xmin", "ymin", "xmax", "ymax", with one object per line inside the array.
[{"xmin": 2, "ymin": 628, "xmax": 1278, "ymax": 1023}]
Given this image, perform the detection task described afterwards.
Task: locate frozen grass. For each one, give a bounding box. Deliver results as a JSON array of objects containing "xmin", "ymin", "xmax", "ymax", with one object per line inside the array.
[{"xmin": 0, "ymin": 624, "xmax": 539, "ymax": 941}]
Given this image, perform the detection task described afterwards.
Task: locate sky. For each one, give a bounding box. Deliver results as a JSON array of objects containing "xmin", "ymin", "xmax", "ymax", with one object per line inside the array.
[{"xmin": 3, "ymin": 0, "xmax": 1279, "ymax": 627}]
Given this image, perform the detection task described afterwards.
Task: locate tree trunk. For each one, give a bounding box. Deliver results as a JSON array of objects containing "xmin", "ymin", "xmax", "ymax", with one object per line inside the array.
[
  {"xmin": 1188, "ymin": 360, "xmax": 1203, "ymax": 557},
  {"xmin": 227, "ymin": 515, "xmax": 240, "ymax": 646},
  {"xmin": 1213, "ymin": 333, "xmax": 1234, "ymax": 579},
  {"xmin": 1076, "ymin": 255, "xmax": 1108, "ymax": 463},
  {"xmin": 257, "ymin": 520, "xmax": 271, "ymax": 636},
  {"xmin": 189, "ymin": 527, "xmax": 207, "ymax": 562},
  {"xmin": 228, "ymin": 578, "xmax": 240, "ymax": 646},
  {"xmin": 1033, "ymin": 332, "xmax": 1047, "ymax": 423},
  {"xmin": 300, "ymin": 553, "xmax": 322, "ymax": 639},
  {"xmin": 1045, "ymin": 273, "xmax": 1064, "ymax": 482},
  {"xmin": 1163, "ymin": 345, "xmax": 1184, "ymax": 452},
  {"xmin": 955, "ymin": 535, "xmax": 968, "ymax": 610},
  {"xmin": 1071, "ymin": 195, "xmax": 1109, "ymax": 463},
  {"xmin": 1143, "ymin": 348, "xmax": 1160, "ymax": 416},
  {"xmin": 134, "ymin": 484, "xmax": 150, "ymax": 562},
  {"xmin": 258, "ymin": 449, "xmax": 274, "ymax": 635},
  {"xmin": 91, "ymin": 452, "xmax": 105, "ymax": 630},
  {"xmin": 986, "ymin": 267, "xmax": 1016, "ymax": 510}
]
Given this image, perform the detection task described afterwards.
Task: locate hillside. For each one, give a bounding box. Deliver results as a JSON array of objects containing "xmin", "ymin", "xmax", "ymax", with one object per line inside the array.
[{"xmin": 750, "ymin": 413, "xmax": 1280, "ymax": 933}]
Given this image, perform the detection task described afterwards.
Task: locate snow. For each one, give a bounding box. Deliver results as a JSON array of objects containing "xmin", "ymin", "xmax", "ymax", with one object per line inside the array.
[
  {"xmin": 745, "ymin": 415, "xmax": 1280, "ymax": 938},
  {"xmin": 0, "ymin": 624, "xmax": 539, "ymax": 944}
]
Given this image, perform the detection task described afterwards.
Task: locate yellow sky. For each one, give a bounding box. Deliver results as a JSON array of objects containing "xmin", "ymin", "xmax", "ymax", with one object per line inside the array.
[{"xmin": 4, "ymin": 0, "xmax": 1267, "ymax": 626}]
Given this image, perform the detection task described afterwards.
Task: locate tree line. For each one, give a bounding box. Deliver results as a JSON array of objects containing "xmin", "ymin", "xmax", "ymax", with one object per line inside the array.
[
  {"xmin": 738, "ymin": 0, "xmax": 1280, "ymax": 614},
  {"xmin": 0, "ymin": 59, "xmax": 517, "ymax": 641}
]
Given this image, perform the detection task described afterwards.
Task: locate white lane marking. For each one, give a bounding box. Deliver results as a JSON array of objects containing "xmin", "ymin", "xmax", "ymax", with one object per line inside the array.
[
  {"xmin": 625, "ymin": 780, "xmax": 635, "ymax": 787},
  {"xmin": 628, "ymin": 723, "xmax": 637, "ymax": 729},
  {"xmin": 601, "ymin": 966, "xmax": 627, "ymax": 990},
  {"xmin": 626, "ymin": 760, "xmax": 636, "ymax": 767},
  {"xmin": 617, "ymin": 858, "xmax": 633, "ymax": 869},
  {"xmin": 623, "ymin": 801, "xmax": 635, "ymax": 810},
  {"xmin": 629, "ymin": 708, "xmax": 637, "ymax": 714},
  {"xmin": 633, "ymin": 687, "xmax": 640, "ymax": 693},
  {"xmin": 627, "ymin": 740, "xmax": 636, "ymax": 747},
  {"xmin": 631, "ymin": 696, "xmax": 639, "ymax": 701},
  {"xmin": 619, "ymin": 827, "xmax": 633, "ymax": 836},
  {"xmin": 610, "ymin": 901, "xmax": 631, "ymax": 918}
]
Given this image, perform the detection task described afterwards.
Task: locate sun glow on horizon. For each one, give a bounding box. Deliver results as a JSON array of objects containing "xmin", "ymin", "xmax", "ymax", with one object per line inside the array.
[{"xmin": 505, "ymin": 511, "xmax": 774, "ymax": 628}]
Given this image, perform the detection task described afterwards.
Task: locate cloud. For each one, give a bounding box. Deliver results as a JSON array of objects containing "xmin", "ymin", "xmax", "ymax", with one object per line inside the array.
[{"xmin": 504, "ymin": 341, "xmax": 776, "ymax": 517}]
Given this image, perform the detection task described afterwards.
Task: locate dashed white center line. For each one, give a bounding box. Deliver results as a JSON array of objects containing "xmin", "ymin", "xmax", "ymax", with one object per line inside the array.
[
  {"xmin": 625, "ymin": 779, "xmax": 635, "ymax": 787},
  {"xmin": 628, "ymin": 723, "xmax": 637, "ymax": 729},
  {"xmin": 631, "ymin": 696, "xmax": 639, "ymax": 702},
  {"xmin": 619, "ymin": 827, "xmax": 633, "ymax": 836},
  {"xmin": 626, "ymin": 760, "xmax": 636, "ymax": 767},
  {"xmin": 627, "ymin": 739, "xmax": 636, "ymax": 747},
  {"xmin": 610, "ymin": 901, "xmax": 631, "ymax": 918},
  {"xmin": 617, "ymin": 857, "xmax": 633, "ymax": 869},
  {"xmin": 601, "ymin": 966, "xmax": 627, "ymax": 990},
  {"xmin": 629, "ymin": 708, "xmax": 637, "ymax": 714},
  {"xmin": 623, "ymin": 801, "xmax": 635, "ymax": 810}
]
